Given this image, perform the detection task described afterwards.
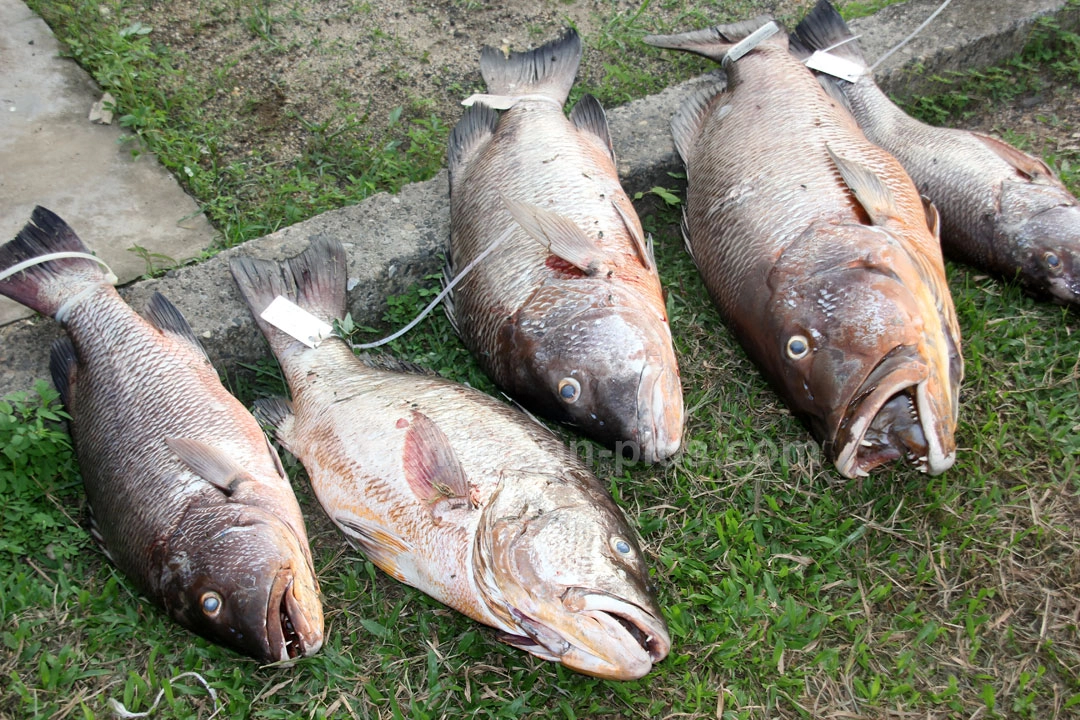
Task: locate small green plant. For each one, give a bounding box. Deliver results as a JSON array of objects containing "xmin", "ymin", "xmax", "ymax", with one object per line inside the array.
[{"xmin": 0, "ymin": 382, "xmax": 83, "ymax": 564}]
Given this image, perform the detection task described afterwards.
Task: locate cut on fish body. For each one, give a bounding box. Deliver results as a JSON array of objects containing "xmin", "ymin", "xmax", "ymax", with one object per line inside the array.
[
  {"xmin": 791, "ymin": 0, "xmax": 1080, "ymax": 305},
  {"xmin": 0, "ymin": 207, "xmax": 324, "ymax": 663},
  {"xmin": 229, "ymin": 236, "xmax": 671, "ymax": 680},
  {"xmin": 446, "ymin": 28, "xmax": 684, "ymax": 463},
  {"xmin": 645, "ymin": 15, "xmax": 962, "ymax": 478}
]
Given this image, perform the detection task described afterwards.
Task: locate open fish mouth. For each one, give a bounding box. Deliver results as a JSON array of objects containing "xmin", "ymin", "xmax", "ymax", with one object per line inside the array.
[
  {"xmin": 504, "ymin": 590, "xmax": 670, "ymax": 680},
  {"xmin": 832, "ymin": 350, "xmax": 953, "ymax": 478},
  {"xmin": 265, "ymin": 569, "xmax": 322, "ymax": 663}
]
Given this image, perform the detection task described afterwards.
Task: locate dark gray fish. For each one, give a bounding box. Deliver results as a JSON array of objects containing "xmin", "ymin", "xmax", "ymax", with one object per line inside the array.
[
  {"xmin": 446, "ymin": 29, "xmax": 684, "ymax": 463},
  {"xmin": 791, "ymin": 0, "xmax": 1080, "ymax": 304},
  {"xmin": 645, "ymin": 16, "xmax": 963, "ymax": 478},
  {"xmin": 0, "ymin": 207, "xmax": 323, "ymax": 663}
]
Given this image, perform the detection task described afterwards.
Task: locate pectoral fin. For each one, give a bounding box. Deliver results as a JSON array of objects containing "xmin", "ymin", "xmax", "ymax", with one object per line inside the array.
[
  {"xmin": 165, "ymin": 437, "xmax": 250, "ymax": 495},
  {"xmin": 402, "ymin": 411, "xmax": 472, "ymax": 510},
  {"xmin": 826, "ymin": 144, "xmax": 899, "ymax": 225},
  {"xmin": 501, "ymin": 194, "xmax": 606, "ymax": 275}
]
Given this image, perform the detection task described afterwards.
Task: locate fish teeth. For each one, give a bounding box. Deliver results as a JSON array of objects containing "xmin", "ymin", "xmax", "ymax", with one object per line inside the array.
[{"xmin": 861, "ymin": 439, "xmax": 873, "ymax": 447}]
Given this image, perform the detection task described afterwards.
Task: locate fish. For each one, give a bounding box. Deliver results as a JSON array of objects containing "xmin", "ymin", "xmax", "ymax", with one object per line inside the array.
[
  {"xmin": 644, "ymin": 16, "xmax": 963, "ymax": 478},
  {"xmin": 790, "ymin": 0, "xmax": 1080, "ymax": 305},
  {"xmin": 445, "ymin": 29, "xmax": 684, "ymax": 463},
  {"xmin": 0, "ymin": 207, "xmax": 324, "ymax": 663},
  {"xmin": 229, "ymin": 237, "xmax": 671, "ymax": 680}
]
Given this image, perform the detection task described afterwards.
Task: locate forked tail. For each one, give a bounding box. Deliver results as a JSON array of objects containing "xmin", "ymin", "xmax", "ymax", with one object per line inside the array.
[
  {"xmin": 789, "ymin": 0, "xmax": 867, "ymax": 68},
  {"xmin": 0, "ymin": 207, "xmax": 111, "ymax": 320},
  {"xmin": 643, "ymin": 16, "xmax": 776, "ymax": 63},
  {"xmin": 229, "ymin": 237, "xmax": 347, "ymax": 355},
  {"xmin": 480, "ymin": 29, "xmax": 581, "ymax": 104}
]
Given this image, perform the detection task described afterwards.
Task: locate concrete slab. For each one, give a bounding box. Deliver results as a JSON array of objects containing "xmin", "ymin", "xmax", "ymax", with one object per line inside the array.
[
  {"xmin": 0, "ymin": 0, "xmax": 217, "ymax": 325},
  {"xmin": 2, "ymin": 0, "xmax": 1076, "ymax": 397}
]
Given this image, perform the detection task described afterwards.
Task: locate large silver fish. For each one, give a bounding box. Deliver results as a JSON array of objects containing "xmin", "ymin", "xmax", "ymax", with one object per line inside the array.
[
  {"xmin": 0, "ymin": 207, "xmax": 324, "ymax": 663},
  {"xmin": 791, "ymin": 0, "xmax": 1080, "ymax": 304},
  {"xmin": 229, "ymin": 237, "xmax": 671, "ymax": 680},
  {"xmin": 645, "ymin": 17, "xmax": 963, "ymax": 478},
  {"xmin": 446, "ymin": 29, "xmax": 684, "ymax": 463}
]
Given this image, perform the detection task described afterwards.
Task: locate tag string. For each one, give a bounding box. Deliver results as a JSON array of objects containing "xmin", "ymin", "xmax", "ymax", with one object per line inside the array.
[
  {"xmin": 107, "ymin": 671, "xmax": 221, "ymax": 719},
  {"xmin": 870, "ymin": 0, "xmax": 954, "ymax": 71},
  {"xmin": 346, "ymin": 224, "xmax": 514, "ymax": 350},
  {"xmin": 0, "ymin": 251, "xmax": 118, "ymax": 285}
]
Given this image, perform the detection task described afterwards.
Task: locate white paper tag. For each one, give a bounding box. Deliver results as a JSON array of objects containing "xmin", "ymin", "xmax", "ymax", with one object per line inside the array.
[
  {"xmin": 805, "ymin": 50, "xmax": 866, "ymax": 82},
  {"xmin": 724, "ymin": 21, "xmax": 780, "ymax": 65},
  {"xmin": 260, "ymin": 296, "xmax": 333, "ymax": 349}
]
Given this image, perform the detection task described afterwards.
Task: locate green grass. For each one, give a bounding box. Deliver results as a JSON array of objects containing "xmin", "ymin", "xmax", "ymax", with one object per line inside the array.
[{"xmin": 4, "ymin": 3, "xmax": 1080, "ymax": 719}]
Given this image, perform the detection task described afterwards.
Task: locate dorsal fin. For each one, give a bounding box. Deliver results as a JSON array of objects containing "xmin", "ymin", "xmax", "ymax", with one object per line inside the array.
[
  {"xmin": 922, "ymin": 196, "xmax": 941, "ymax": 239},
  {"xmin": 356, "ymin": 352, "xmax": 438, "ymax": 376},
  {"xmin": 570, "ymin": 94, "xmax": 615, "ymax": 164},
  {"xmin": 502, "ymin": 195, "xmax": 607, "ymax": 275},
  {"xmin": 143, "ymin": 292, "xmax": 210, "ymax": 362},
  {"xmin": 402, "ymin": 411, "xmax": 472, "ymax": 511},
  {"xmin": 971, "ymin": 131, "xmax": 1066, "ymax": 187},
  {"xmin": 671, "ymin": 81, "xmax": 728, "ymax": 166},
  {"xmin": 166, "ymin": 437, "xmax": 251, "ymax": 495},
  {"xmin": 48, "ymin": 336, "xmax": 78, "ymax": 409},
  {"xmin": 448, "ymin": 102, "xmax": 499, "ymax": 184},
  {"xmin": 825, "ymin": 143, "xmax": 899, "ymax": 225},
  {"xmin": 612, "ymin": 200, "xmax": 652, "ymax": 271}
]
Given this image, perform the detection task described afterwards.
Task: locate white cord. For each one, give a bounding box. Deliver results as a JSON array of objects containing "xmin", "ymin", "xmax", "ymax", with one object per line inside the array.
[
  {"xmin": 107, "ymin": 671, "xmax": 221, "ymax": 719},
  {"xmin": 0, "ymin": 251, "xmax": 118, "ymax": 285},
  {"xmin": 346, "ymin": 224, "xmax": 515, "ymax": 350},
  {"xmin": 870, "ymin": 0, "xmax": 954, "ymax": 71}
]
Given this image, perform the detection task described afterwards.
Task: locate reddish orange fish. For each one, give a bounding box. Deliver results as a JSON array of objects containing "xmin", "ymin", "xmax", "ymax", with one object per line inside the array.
[{"xmin": 646, "ymin": 17, "xmax": 963, "ymax": 477}]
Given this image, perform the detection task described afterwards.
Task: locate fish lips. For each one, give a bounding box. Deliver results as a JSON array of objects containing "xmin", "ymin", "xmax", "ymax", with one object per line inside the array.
[
  {"xmin": 263, "ymin": 566, "xmax": 325, "ymax": 664},
  {"xmin": 504, "ymin": 589, "xmax": 671, "ymax": 680},
  {"xmin": 829, "ymin": 348, "xmax": 953, "ymax": 478}
]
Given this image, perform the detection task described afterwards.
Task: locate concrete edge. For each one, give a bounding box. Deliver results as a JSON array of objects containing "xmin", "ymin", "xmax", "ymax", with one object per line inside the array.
[{"xmin": 2, "ymin": 0, "xmax": 1075, "ymax": 397}]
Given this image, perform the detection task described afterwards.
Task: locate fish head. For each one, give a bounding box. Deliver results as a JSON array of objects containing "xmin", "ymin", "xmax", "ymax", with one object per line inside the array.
[
  {"xmin": 473, "ymin": 470, "xmax": 670, "ymax": 679},
  {"xmin": 158, "ymin": 504, "xmax": 324, "ymax": 663},
  {"xmin": 763, "ymin": 223, "xmax": 959, "ymax": 478},
  {"xmin": 999, "ymin": 183, "xmax": 1080, "ymax": 304},
  {"xmin": 509, "ymin": 288, "xmax": 684, "ymax": 461}
]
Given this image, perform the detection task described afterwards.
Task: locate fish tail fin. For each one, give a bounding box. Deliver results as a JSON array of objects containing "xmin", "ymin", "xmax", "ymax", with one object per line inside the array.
[
  {"xmin": 790, "ymin": 0, "xmax": 866, "ymax": 67},
  {"xmin": 230, "ymin": 237, "xmax": 347, "ymax": 340},
  {"xmin": 644, "ymin": 16, "xmax": 776, "ymax": 63},
  {"xmin": 0, "ymin": 207, "xmax": 107, "ymax": 318},
  {"xmin": 480, "ymin": 28, "xmax": 581, "ymax": 103}
]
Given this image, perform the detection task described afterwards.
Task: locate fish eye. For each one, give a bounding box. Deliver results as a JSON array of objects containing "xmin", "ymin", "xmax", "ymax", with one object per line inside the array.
[
  {"xmin": 786, "ymin": 335, "xmax": 810, "ymax": 360},
  {"xmin": 1044, "ymin": 251, "xmax": 1063, "ymax": 273},
  {"xmin": 558, "ymin": 377, "xmax": 581, "ymax": 403},
  {"xmin": 200, "ymin": 591, "xmax": 223, "ymax": 618},
  {"xmin": 611, "ymin": 536, "xmax": 633, "ymax": 556}
]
